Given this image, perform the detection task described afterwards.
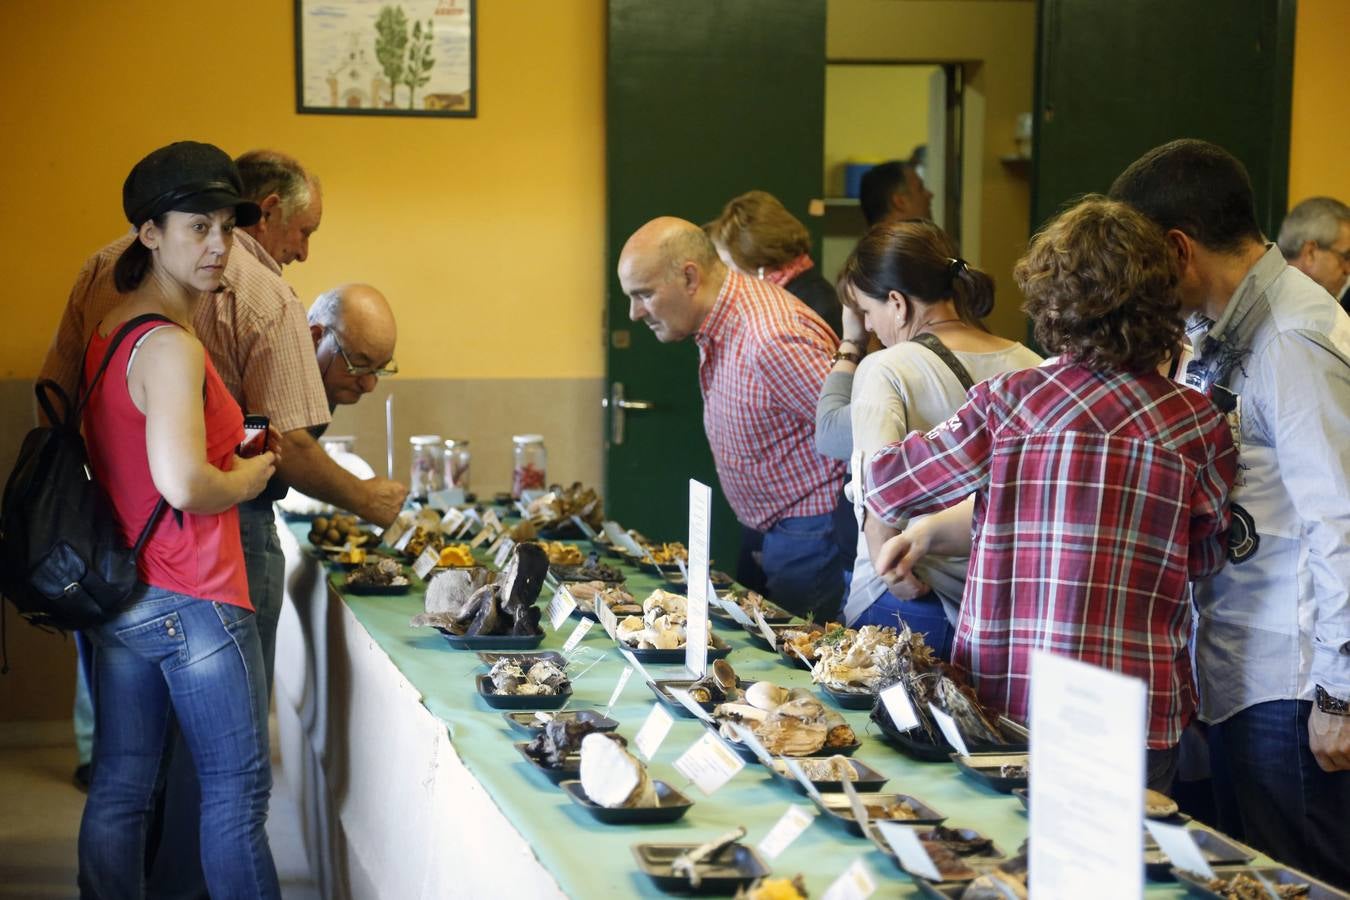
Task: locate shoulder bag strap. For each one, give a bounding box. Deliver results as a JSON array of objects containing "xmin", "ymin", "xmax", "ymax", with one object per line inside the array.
[
  {"xmin": 71, "ymin": 313, "xmax": 178, "ymax": 421},
  {"xmin": 910, "ymin": 332, "xmax": 975, "ymax": 393}
]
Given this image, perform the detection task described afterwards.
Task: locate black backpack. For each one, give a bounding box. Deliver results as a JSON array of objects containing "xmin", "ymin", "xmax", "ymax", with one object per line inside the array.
[{"xmin": 0, "ymin": 314, "xmax": 173, "ymax": 633}]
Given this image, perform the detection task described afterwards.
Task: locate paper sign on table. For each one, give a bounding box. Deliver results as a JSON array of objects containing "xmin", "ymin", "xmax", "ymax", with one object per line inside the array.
[
  {"xmin": 393, "ymin": 526, "xmax": 417, "ymax": 553},
  {"xmin": 757, "ymin": 805, "xmax": 814, "ymax": 860},
  {"xmin": 728, "ymin": 723, "xmax": 776, "ymax": 767},
  {"xmin": 602, "ymin": 521, "xmax": 646, "ymax": 558},
  {"xmin": 673, "ymin": 731, "xmax": 744, "ymax": 797},
  {"xmin": 619, "ymin": 649, "xmax": 653, "ymax": 686},
  {"xmin": 569, "ymin": 515, "xmax": 597, "ymax": 540},
  {"xmin": 597, "ymin": 595, "xmax": 620, "ymax": 640},
  {"xmin": 876, "ymin": 822, "xmax": 942, "ymax": 881},
  {"xmin": 468, "ymin": 527, "xmax": 493, "ymax": 549},
  {"xmin": 492, "ymin": 537, "xmax": 517, "ymax": 569},
  {"xmin": 482, "ymin": 509, "xmax": 503, "ymax": 534},
  {"xmin": 562, "ymin": 618, "xmax": 593, "ymax": 655},
  {"xmin": 427, "ymin": 487, "xmax": 465, "ymax": 509},
  {"xmin": 753, "ymin": 607, "xmax": 778, "ymax": 648},
  {"xmin": 669, "ymin": 688, "xmax": 716, "ymax": 725},
  {"xmin": 880, "ymin": 683, "xmax": 920, "ymax": 732},
  {"xmin": 1029, "ymin": 651, "xmax": 1145, "ymax": 900},
  {"xmin": 605, "ymin": 665, "xmax": 634, "ymax": 714},
  {"xmin": 821, "ymin": 858, "xmax": 876, "ymax": 900},
  {"xmin": 547, "ymin": 584, "xmax": 577, "ymax": 631},
  {"xmin": 381, "ymin": 512, "xmax": 411, "ymax": 548},
  {"xmin": 634, "ymin": 703, "xmax": 674, "ymax": 761},
  {"xmin": 783, "ymin": 758, "xmax": 825, "ymax": 805},
  {"xmin": 841, "ymin": 775, "xmax": 871, "ymax": 832},
  {"xmin": 684, "ymin": 479, "xmax": 712, "ymax": 678},
  {"xmin": 928, "ymin": 703, "xmax": 971, "ymax": 757},
  {"xmin": 521, "ymin": 489, "xmax": 547, "ymax": 504},
  {"xmin": 412, "ymin": 547, "xmax": 440, "ymax": 580},
  {"xmin": 1145, "ymin": 821, "xmax": 1215, "ymax": 879},
  {"xmin": 439, "ymin": 506, "xmax": 466, "ymax": 534}
]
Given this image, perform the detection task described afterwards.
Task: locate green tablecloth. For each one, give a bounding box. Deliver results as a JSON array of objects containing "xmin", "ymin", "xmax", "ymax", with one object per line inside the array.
[{"xmin": 297, "ymin": 522, "xmax": 1211, "ymax": 897}]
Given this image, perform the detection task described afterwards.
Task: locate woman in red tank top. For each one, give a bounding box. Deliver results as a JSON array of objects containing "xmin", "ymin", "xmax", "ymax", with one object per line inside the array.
[{"xmin": 77, "ymin": 142, "xmax": 282, "ymax": 900}]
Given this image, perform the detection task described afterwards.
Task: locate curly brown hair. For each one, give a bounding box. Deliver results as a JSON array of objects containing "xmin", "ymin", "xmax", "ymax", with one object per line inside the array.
[
  {"xmin": 1015, "ymin": 195, "xmax": 1183, "ymax": 373},
  {"xmin": 704, "ymin": 190, "xmax": 812, "ymax": 271}
]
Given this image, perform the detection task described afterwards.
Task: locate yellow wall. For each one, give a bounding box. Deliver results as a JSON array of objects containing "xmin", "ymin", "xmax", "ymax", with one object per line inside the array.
[
  {"xmin": 824, "ymin": 65, "xmax": 938, "ymax": 198},
  {"xmin": 0, "ymin": 1, "xmax": 606, "ymax": 381},
  {"xmin": 827, "ymin": 0, "xmax": 1037, "ymax": 342},
  {"xmin": 1288, "ymin": 0, "xmax": 1350, "ymax": 205}
]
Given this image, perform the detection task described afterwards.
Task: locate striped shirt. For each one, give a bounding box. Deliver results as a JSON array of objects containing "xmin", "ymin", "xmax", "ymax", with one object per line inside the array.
[
  {"xmin": 864, "ymin": 363, "xmax": 1237, "ymax": 747},
  {"xmin": 39, "ymin": 230, "xmax": 330, "ymax": 437},
  {"xmin": 694, "ymin": 270, "xmax": 845, "ymax": 531}
]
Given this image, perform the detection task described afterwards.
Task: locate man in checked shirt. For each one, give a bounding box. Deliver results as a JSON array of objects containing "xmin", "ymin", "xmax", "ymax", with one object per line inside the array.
[{"xmin": 619, "ymin": 217, "xmax": 847, "ymax": 620}]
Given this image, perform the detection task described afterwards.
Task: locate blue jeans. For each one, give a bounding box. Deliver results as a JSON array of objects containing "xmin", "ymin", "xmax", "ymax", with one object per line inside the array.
[
  {"xmin": 761, "ymin": 512, "xmax": 845, "ymax": 621},
  {"xmin": 851, "ymin": 591, "xmax": 954, "ymax": 661},
  {"xmin": 238, "ymin": 503, "xmax": 284, "ymax": 692},
  {"xmin": 78, "ymin": 585, "xmax": 280, "ymax": 900},
  {"xmin": 1210, "ymin": 700, "xmax": 1350, "ymax": 888}
]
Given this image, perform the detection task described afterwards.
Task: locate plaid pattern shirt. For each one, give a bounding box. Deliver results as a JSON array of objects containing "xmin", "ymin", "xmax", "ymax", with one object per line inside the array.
[
  {"xmin": 694, "ymin": 270, "xmax": 845, "ymax": 531},
  {"xmin": 864, "ymin": 363, "xmax": 1237, "ymax": 747},
  {"xmin": 39, "ymin": 230, "xmax": 330, "ymax": 437}
]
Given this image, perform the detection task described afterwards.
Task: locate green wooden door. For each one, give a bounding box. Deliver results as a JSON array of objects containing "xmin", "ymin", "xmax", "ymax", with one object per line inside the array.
[
  {"xmin": 605, "ymin": 0, "xmax": 827, "ymax": 565},
  {"xmin": 1032, "ymin": 0, "xmax": 1295, "ymax": 233}
]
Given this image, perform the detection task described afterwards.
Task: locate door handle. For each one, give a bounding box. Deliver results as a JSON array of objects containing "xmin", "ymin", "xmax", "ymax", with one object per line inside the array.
[{"xmin": 603, "ymin": 382, "xmax": 655, "ymax": 445}]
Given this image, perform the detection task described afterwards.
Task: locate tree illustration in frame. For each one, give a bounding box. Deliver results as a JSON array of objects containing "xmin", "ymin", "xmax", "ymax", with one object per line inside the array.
[{"xmin": 296, "ymin": 0, "xmax": 476, "ymax": 118}]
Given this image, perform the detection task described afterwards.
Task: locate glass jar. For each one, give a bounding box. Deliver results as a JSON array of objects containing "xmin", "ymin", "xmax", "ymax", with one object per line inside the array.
[
  {"xmin": 409, "ymin": 434, "xmax": 445, "ymax": 499},
  {"xmin": 511, "ymin": 434, "xmax": 547, "ymax": 499},
  {"xmin": 444, "ymin": 438, "xmax": 471, "ymax": 491},
  {"xmin": 320, "ymin": 434, "xmax": 356, "ymax": 458}
]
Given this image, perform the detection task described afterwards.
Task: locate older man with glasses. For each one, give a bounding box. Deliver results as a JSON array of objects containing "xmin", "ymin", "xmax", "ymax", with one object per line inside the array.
[
  {"xmin": 1278, "ymin": 196, "xmax": 1350, "ymax": 313},
  {"xmin": 308, "ymin": 283, "xmax": 399, "ymax": 407}
]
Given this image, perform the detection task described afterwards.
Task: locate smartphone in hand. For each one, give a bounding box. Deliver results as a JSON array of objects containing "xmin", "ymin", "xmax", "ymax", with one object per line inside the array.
[{"xmin": 238, "ymin": 414, "xmax": 270, "ymax": 458}]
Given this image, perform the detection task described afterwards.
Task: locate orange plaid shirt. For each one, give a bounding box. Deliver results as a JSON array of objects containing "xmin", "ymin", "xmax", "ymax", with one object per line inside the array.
[{"xmin": 39, "ymin": 229, "xmax": 331, "ymax": 437}]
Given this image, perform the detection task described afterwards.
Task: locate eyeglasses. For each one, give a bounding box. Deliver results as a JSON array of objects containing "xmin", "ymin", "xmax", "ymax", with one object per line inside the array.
[{"xmin": 329, "ymin": 332, "xmax": 398, "ymax": 378}]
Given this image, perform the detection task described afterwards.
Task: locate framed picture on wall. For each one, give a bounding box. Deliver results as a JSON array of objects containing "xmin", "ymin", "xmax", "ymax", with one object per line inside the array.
[{"xmin": 295, "ymin": 0, "xmax": 476, "ymax": 117}]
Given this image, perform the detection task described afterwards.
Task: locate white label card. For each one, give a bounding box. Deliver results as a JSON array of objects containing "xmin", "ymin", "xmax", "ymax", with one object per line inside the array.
[
  {"xmin": 673, "ymin": 731, "xmax": 744, "ymax": 797},
  {"xmin": 547, "ymin": 584, "xmax": 577, "ymax": 631},
  {"xmin": 1145, "ymin": 822, "xmax": 1215, "ymax": 879},
  {"xmin": 381, "ymin": 512, "xmax": 412, "ymax": 548},
  {"xmin": 521, "ymin": 489, "xmax": 547, "ymax": 504},
  {"xmin": 482, "ymin": 509, "xmax": 503, "ymax": 533},
  {"xmin": 427, "ymin": 487, "xmax": 465, "ymax": 510},
  {"xmin": 412, "ymin": 547, "xmax": 440, "ymax": 579},
  {"xmin": 712, "ymin": 593, "xmax": 754, "ymax": 627},
  {"xmin": 1029, "ymin": 651, "xmax": 1145, "ymax": 900},
  {"xmin": 928, "ymin": 703, "xmax": 971, "ymax": 757},
  {"xmin": 669, "ymin": 688, "xmax": 716, "ymax": 725},
  {"xmin": 753, "ymin": 607, "xmax": 778, "ymax": 648},
  {"xmin": 468, "ymin": 527, "xmax": 493, "ymax": 549},
  {"xmin": 757, "ymin": 805, "xmax": 814, "ymax": 860},
  {"xmin": 597, "ymin": 595, "xmax": 620, "ymax": 640},
  {"xmin": 606, "ymin": 665, "xmax": 634, "ymax": 713},
  {"xmin": 877, "ymin": 823, "xmax": 942, "ymax": 881},
  {"xmin": 439, "ymin": 506, "xmax": 466, "ymax": 535},
  {"xmin": 562, "ymin": 618, "xmax": 593, "ymax": 655},
  {"xmin": 684, "ymin": 480, "xmax": 712, "ymax": 677},
  {"xmin": 783, "ymin": 758, "xmax": 825, "ymax": 805},
  {"xmin": 841, "ymin": 775, "xmax": 870, "ymax": 832},
  {"xmin": 493, "ymin": 537, "xmax": 516, "ymax": 569},
  {"xmin": 634, "ymin": 703, "xmax": 674, "ymax": 761},
  {"xmin": 880, "ymin": 683, "xmax": 920, "ymax": 732},
  {"xmin": 821, "ymin": 858, "xmax": 876, "ymax": 900},
  {"xmin": 569, "ymin": 515, "xmax": 597, "ymax": 539},
  {"xmin": 393, "ymin": 526, "xmax": 416, "ymax": 553},
  {"xmin": 619, "ymin": 649, "xmax": 653, "ymax": 686}
]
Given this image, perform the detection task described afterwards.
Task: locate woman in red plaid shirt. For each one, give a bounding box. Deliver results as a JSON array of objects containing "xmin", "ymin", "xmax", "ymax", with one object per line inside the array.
[{"xmin": 864, "ymin": 196, "xmax": 1238, "ymax": 790}]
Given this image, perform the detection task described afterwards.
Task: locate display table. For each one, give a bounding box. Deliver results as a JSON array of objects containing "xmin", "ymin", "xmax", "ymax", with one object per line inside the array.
[{"xmin": 273, "ymin": 517, "xmax": 1249, "ymax": 898}]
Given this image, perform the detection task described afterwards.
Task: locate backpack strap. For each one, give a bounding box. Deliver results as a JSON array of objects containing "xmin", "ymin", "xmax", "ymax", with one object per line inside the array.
[
  {"xmin": 71, "ymin": 313, "xmax": 178, "ymax": 422},
  {"xmin": 910, "ymin": 332, "xmax": 975, "ymax": 393}
]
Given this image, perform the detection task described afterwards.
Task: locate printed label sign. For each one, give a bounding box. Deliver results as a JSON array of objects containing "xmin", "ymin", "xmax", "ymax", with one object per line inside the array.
[{"xmin": 673, "ymin": 731, "xmax": 744, "ymax": 797}]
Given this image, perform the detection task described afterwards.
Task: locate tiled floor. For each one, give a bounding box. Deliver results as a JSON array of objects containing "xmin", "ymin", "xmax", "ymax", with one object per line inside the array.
[{"xmin": 0, "ymin": 720, "xmax": 319, "ymax": 899}]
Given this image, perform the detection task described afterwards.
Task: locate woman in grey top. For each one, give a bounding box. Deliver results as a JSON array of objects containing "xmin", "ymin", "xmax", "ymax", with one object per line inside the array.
[{"xmin": 815, "ymin": 220, "xmax": 1040, "ymax": 654}]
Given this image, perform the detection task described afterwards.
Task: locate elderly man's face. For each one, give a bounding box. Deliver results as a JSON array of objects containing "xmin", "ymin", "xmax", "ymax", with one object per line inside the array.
[
  {"xmin": 261, "ymin": 184, "xmax": 323, "ymax": 266},
  {"xmin": 316, "ymin": 327, "xmax": 394, "ymax": 406},
  {"xmin": 620, "ymin": 254, "xmax": 701, "ymax": 343},
  {"xmin": 1296, "ymin": 220, "xmax": 1350, "ymax": 296}
]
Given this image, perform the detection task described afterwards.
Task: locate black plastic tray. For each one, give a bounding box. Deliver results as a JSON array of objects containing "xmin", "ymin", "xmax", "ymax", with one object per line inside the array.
[
  {"xmin": 1174, "ymin": 865, "xmax": 1350, "ymax": 899},
  {"xmin": 436, "ymin": 628, "xmax": 545, "ymax": 651},
  {"xmin": 342, "ymin": 579, "xmax": 411, "ymax": 596},
  {"xmin": 871, "ymin": 826, "xmax": 1005, "ymax": 882},
  {"xmin": 811, "ymin": 791, "xmax": 946, "ymax": 837},
  {"xmin": 559, "ymin": 780, "xmax": 693, "ymax": 824},
  {"xmin": 501, "ymin": 709, "xmax": 619, "ymax": 736},
  {"xmin": 1143, "ymin": 829, "xmax": 1253, "ymax": 881},
  {"xmin": 951, "ymin": 753, "xmax": 1029, "ymax": 793},
  {"xmin": 513, "ymin": 741, "xmax": 579, "ymax": 784},
  {"xmin": 766, "ymin": 756, "xmax": 888, "ymax": 794},
  {"xmin": 872, "ymin": 701, "xmax": 1029, "ymax": 762},
  {"xmin": 818, "ymin": 683, "xmax": 875, "ymax": 711},
  {"xmin": 475, "ymin": 674, "xmax": 571, "ymax": 710},
  {"xmin": 741, "ymin": 622, "xmax": 799, "ymax": 652},
  {"xmin": 631, "ymin": 841, "xmax": 770, "ymax": 894},
  {"xmin": 622, "ymin": 634, "xmax": 734, "ymax": 666},
  {"xmin": 646, "ymin": 678, "xmax": 750, "ymax": 718}
]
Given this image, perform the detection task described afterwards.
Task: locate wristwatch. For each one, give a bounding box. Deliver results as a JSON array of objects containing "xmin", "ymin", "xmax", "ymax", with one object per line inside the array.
[
  {"xmin": 832, "ymin": 341, "xmax": 862, "ymax": 365},
  {"xmin": 1315, "ymin": 684, "xmax": 1350, "ymax": 716}
]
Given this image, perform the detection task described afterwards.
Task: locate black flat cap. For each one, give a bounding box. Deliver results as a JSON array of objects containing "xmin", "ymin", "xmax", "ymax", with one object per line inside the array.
[{"xmin": 122, "ymin": 141, "xmax": 262, "ymax": 228}]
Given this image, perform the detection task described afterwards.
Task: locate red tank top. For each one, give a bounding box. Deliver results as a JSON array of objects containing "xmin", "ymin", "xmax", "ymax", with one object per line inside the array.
[{"xmin": 83, "ymin": 318, "xmax": 251, "ymax": 610}]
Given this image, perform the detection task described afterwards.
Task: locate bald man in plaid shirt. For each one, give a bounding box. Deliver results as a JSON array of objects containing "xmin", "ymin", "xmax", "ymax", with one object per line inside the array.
[{"xmin": 619, "ymin": 218, "xmax": 846, "ymax": 619}]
